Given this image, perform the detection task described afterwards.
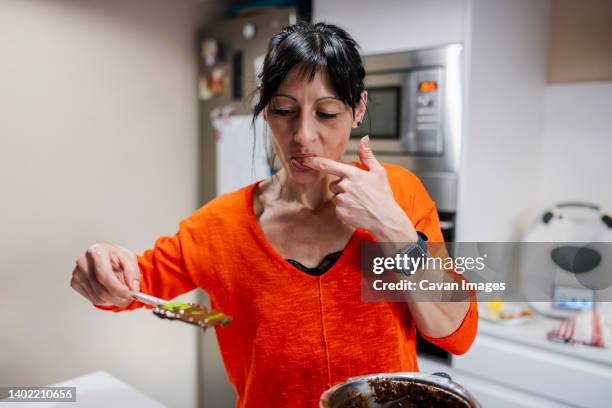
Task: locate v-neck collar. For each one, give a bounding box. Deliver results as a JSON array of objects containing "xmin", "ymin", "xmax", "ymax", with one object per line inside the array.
[{"xmin": 244, "ymin": 180, "xmax": 360, "ymax": 280}]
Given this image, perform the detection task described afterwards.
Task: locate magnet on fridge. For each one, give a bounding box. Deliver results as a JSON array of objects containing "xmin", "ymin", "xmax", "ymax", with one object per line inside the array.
[
  {"xmin": 199, "ymin": 67, "xmax": 229, "ymax": 100},
  {"xmin": 199, "ymin": 75, "xmax": 212, "ymax": 100},
  {"xmin": 210, "ymin": 67, "xmax": 229, "ymax": 96},
  {"xmin": 201, "ymin": 38, "xmax": 225, "ymax": 67},
  {"xmin": 242, "ymin": 22, "xmax": 257, "ymax": 39}
]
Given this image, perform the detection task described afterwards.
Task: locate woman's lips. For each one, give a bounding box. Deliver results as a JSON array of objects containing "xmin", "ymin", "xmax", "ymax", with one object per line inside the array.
[{"xmin": 290, "ymin": 156, "xmax": 314, "ymax": 172}]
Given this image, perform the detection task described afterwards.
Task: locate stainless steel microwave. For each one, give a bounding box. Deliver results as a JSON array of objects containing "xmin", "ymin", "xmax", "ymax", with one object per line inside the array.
[{"xmin": 344, "ymin": 43, "xmax": 464, "ymax": 212}]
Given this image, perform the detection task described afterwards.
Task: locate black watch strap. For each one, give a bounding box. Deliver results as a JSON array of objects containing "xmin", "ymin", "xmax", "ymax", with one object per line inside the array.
[
  {"xmin": 416, "ymin": 231, "xmax": 428, "ymax": 253},
  {"xmin": 393, "ymin": 231, "xmax": 429, "ymax": 275}
]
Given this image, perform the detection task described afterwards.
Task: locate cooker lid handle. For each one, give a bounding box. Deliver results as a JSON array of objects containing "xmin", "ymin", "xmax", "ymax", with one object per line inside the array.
[{"xmin": 431, "ymin": 372, "xmax": 452, "ymax": 381}]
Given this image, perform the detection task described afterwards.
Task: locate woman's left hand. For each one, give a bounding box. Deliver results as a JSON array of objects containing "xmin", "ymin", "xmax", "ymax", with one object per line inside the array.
[{"xmin": 302, "ymin": 136, "xmax": 419, "ymax": 244}]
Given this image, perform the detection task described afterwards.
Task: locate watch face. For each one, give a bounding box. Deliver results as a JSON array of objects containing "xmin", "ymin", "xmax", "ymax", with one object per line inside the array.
[
  {"xmin": 406, "ymin": 245, "xmax": 426, "ymax": 259},
  {"xmin": 391, "ymin": 244, "xmax": 427, "ymax": 275}
]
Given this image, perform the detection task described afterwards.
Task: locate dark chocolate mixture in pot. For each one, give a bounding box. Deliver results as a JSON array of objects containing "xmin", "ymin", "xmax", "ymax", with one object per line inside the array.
[{"xmin": 336, "ymin": 378, "xmax": 472, "ymax": 408}]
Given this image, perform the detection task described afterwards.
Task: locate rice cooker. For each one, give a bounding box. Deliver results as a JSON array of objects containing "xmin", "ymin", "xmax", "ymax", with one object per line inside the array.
[{"xmin": 519, "ymin": 202, "xmax": 612, "ymax": 319}]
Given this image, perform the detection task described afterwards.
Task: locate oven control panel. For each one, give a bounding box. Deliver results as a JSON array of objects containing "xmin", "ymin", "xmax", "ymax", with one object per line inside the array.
[{"xmin": 404, "ymin": 67, "xmax": 444, "ymax": 155}]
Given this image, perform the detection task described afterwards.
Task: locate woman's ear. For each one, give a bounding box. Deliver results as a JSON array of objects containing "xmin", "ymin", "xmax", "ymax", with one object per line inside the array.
[{"xmin": 353, "ymin": 90, "xmax": 368, "ymax": 127}]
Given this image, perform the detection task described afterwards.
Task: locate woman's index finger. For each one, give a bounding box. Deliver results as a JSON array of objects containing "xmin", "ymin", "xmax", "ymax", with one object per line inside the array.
[{"xmin": 304, "ymin": 157, "xmax": 361, "ymax": 178}]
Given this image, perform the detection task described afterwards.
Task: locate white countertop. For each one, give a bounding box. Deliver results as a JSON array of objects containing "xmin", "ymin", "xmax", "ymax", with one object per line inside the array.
[
  {"xmin": 477, "ymin": 315, "xmax": 612, "ymax": 366},
  {"xmin": 0, "ymin": 371, "xmax": 166, "ymax": 408}
]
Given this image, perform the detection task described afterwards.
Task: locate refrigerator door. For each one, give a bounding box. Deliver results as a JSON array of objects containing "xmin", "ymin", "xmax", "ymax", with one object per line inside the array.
[
  {"xmin": 199, "ymin": 7, "xmax": 297, "ymax": 200},
  {"xmin": 197, "ymin": 8, "xmax": 297, "ymax": 408}
]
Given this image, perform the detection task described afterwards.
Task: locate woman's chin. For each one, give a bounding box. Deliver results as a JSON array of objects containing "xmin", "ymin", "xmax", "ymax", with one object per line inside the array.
[{"xmin": 284, "ymin": 165, "xmax": 323, "ymax": 183}]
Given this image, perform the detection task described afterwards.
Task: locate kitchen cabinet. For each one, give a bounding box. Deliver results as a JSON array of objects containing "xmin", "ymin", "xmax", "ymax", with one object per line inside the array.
[
  {"xmin": 420, "ymin": 356, "xmax": 570, "ymax": 408},
  {"xmin": 548, "ymin": 0, "xmax": 612, "ymax": 83},
  {"xmin": 420, "ymin": 316, "xmax": 612, "ymax": 407}
]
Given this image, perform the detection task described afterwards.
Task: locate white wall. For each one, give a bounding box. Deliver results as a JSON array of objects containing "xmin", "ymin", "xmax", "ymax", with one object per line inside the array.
[
  {"xmin": 457, "ymin": 0, "xmax": 552, "ymax": 241},
  {"xmin": 314, "ymin": 0, "xmax": 468, "ymax": 54},
  {"xmin": 540, "ymin": 82, "xmax": 612, "ymax": 209},
  {"xmin": 0, "ymin": 1, "xmax": 225, "ymax": 407}
]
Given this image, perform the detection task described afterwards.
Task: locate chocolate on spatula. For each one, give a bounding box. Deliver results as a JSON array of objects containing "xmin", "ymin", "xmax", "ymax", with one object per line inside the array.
[
  {"xmin": 131, "ymin": 291, "xmax": 232, "ymax": 330},
  {"xmin": 153, "ymin": 301, "xmax": 232, "ymax": 330}
]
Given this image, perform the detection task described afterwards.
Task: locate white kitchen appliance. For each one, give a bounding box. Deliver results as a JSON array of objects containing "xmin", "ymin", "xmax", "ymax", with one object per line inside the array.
[{"xmin": 519, "ymin": 202, "xmax": 612, "ymax": 319}]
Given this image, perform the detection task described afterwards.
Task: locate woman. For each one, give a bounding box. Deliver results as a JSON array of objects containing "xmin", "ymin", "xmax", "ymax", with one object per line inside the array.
[{"xmin": 71, "ymin": 21, "xmax": 477, "ymax": 408}]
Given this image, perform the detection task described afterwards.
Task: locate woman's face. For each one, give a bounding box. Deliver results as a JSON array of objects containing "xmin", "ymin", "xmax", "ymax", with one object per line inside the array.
[{"xmin": 263, "ymin": 66, "xmax": 367, "ymax": 184}]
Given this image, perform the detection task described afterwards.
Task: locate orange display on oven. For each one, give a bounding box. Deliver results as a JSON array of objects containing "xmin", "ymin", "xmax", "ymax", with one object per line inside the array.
[{"xmin": 419, "ymin": 81, "xmax": 438, "ymax": 93}]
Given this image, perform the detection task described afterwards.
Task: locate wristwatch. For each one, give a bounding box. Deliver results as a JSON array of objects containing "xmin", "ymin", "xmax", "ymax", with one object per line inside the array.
[{"xmin": 394, "ymin": 231, "xmax": 429, "ymax": 276}]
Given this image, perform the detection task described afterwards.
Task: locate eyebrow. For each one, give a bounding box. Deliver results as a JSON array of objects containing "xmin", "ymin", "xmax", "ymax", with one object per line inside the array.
[{"xmin": 273, "ymin": 93, "xmax": 341, "ymax": 102}]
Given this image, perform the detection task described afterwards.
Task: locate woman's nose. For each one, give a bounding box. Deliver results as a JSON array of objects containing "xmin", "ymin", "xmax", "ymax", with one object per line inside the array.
[{"xmin": 292, "ymin": 113, "xmax": 317, "ymax": 145}]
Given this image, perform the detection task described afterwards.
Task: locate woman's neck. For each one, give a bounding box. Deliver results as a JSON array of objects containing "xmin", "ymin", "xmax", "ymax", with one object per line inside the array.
[{"xmin": 274, "ymin": 169, "xmax": 336, "ymax": 212}]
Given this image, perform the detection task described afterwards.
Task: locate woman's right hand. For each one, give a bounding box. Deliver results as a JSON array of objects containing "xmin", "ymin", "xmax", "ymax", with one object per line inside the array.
[{"xmin": 71, "ymin": 243, "xmax": 141, "ymax": 307}]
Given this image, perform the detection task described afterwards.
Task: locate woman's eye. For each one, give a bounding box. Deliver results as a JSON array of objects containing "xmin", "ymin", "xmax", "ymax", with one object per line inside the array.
[
  {"xmin": 317, "ymin": 112, "xmax": 338, "ymax": 120},
  {"xmin": 272, "ymin": 109, "xmax": 295, "ymax": 117}
]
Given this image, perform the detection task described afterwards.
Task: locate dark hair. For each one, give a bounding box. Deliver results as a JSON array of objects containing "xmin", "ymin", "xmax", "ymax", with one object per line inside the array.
[
  {"xmin": 250, "ymin": 21, "xmax": 367, "ymax": 172},
  {"xmin": 253, "ymin": 21, "xmax": 366, "ymax": 120}
]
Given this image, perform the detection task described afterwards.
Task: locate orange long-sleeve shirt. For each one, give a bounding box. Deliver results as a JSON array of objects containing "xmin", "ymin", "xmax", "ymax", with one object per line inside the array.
[{"xmin": 96, "ymin": 162, "xmax": 478, "ymax": 408}]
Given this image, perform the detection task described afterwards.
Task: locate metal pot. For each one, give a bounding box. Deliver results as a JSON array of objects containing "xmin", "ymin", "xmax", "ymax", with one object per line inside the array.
[{"xmin": 320, "ymin": 372, "xmax": 481, "ymax": 408}]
